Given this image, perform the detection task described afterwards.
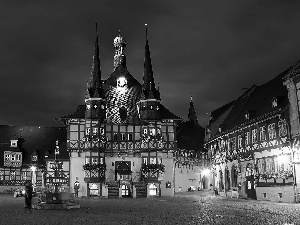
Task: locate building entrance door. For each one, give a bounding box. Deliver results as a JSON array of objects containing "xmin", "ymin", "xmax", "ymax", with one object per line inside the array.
[
  {"xmin": 121, "ymin": 184, "xmax": 130, "ymax": 197},
  {"xmin": 245, "ymin": 175, "xmax": 256, "ymax": 199}
]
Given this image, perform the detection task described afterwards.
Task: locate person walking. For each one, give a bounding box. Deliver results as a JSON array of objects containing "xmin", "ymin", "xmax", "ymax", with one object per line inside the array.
[{"xmin": 24, "ymin": 181, "xmax": 33, "ymax": 209}]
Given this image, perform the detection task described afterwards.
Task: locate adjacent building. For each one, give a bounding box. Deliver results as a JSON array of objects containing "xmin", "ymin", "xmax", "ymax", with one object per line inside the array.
[{"xmin": 204, "ymin": 62, "xmax": 298, "ymax": 202}]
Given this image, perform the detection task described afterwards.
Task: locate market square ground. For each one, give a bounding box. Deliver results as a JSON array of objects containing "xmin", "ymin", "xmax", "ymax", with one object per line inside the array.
[{"xmin": 0, "ymin": 191, "xmax": 299, "ymax": 225}]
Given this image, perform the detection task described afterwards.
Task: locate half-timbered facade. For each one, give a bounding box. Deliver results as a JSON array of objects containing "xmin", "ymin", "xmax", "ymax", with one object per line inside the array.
[
  {"xmin": 0, "ymin": 126, "xmax": 67, "ymax": 193},
  {"xmin": 61, "ymin": 27, "xmax": 182, "ymax": 197},
  {"xmin": 205, "ymin": 65, "xmax": 296, "ymax": 202}
]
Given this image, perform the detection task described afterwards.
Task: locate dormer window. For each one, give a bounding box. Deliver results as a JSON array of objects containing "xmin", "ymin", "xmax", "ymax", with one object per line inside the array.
[
  {"xmin": 32, "ymin": 155, "xmax": 38, "ymax": 162},
  {"xmin": 245, "ymin": 112, "xmax": 250, "ymax": 120},
  {"xmin": 10, "ymin": 140, "xmax": 18, "ymax": 147},
  {"xmin": 272, "ymin": 97, "xmax": 278, "ymax": 108}
]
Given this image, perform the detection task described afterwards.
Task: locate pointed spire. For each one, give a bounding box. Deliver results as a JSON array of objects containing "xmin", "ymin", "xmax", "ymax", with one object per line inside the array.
[
  {"xmin": 143, "ymin": 24, "xmax": 159, "ymax": 100},
  {"xmin": 86, "ymin": 22, "xmax": 102, "ymax": 99},
  {"xmin": 188, "ymin": 94, "xmax": 199, "ymax": 126}
]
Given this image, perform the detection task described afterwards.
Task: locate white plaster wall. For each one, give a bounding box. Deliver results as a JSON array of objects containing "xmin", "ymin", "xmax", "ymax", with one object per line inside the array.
[
  {"xmin": 160, "ymin": 157, "xmax": 174, "ymax": 196},
  {"xmin": 70, "ymin": 152, "xmax": 86, "ymax": 196},
  {"xmin": 175, "ymin": 165, "xmax": 201, "ymax": 192}
]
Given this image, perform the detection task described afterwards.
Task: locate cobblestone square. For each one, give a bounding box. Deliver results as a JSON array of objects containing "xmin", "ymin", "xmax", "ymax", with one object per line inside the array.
[{"xmin": 1, "ymin": 191, "xmax": 300, "ymax": 225}]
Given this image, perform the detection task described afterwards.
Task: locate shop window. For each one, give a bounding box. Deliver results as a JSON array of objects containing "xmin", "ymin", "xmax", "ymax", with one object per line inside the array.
[{"xmin": 149, "ymin": 183, "xmax": 157, "ymax": 196}]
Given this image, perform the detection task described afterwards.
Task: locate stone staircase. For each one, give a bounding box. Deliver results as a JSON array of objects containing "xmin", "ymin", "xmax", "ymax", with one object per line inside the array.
[
  {"xmin": 108, "ymin": 182, "xmax": 120, "ymax": 198},
  {"xmin": 134, "ymin": 182, "xmax": 147, "ymax": 198}
]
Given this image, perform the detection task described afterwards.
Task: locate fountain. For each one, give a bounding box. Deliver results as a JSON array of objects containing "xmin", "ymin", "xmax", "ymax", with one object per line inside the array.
[{"xmin": 33, "ymin": 141, "xmax": 80, "ymax": 209}]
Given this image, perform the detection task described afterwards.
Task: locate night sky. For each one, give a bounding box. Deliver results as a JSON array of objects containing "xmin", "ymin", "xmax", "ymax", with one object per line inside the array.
[{"xmin": 1, "ymin": 1, "xmax": 300, "ymax": 127}]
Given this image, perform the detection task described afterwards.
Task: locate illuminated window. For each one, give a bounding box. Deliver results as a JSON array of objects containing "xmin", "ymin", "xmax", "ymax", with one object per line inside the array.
[
  {"xmin": 143, "ymin": 157, "xmax": 147, "ymax": 164},
  {"xmin": 5, "ymin": 154, "xmax": 10, "ymax": 161},
  {"xmin": 16, "ymin": 154, "xmax": 21, "ymax": 161},
  {"xmin": 268, "ymin": 123, "xmax": 276, "ymax": 140},
  {"xmin": 10, "ymin": 140, "xmax": 18, "ymax": 147},
  {"xmin": 86, "ymin": 128, "xmax": 91, "ymax": 135},
  {"xmin": 11, "ymin": 154, "xmax": 15, "ymax": 161},
  {"xmin": 143, "ymin": 129, "xmax": 147, "ymax": 135},
  {"xmin": 149, "ymin": 157, "xmax": 156, "ymax": 164},
  {"xmin": 128, "ymin": 133, "xmax": 133, "ymax": 141},
  {"xmin": 259, "ymin": 126, "xmax": 266, "ymax": 141},
  {"xmin": 85, "ymin": 158, "xmax": 90, "ymax": 164},
  {"xmin": 150, "ymin": 128, "xmax": 156, "ymax": 136},
  {"xmin": 92, "ymin": 157, "xmax": 98, "ymax": 164},
  {"xmin": 21, "ymin": 172, "xmax": 26, "ymax": 180},
  {"xmin": 93, "ymin": 128, "xmax": 98, "ymax": 135},
  {"xmin": 245, "ymin": 132, "xmax": 250, "ymax": 145},
  {"xmin": 121, "ymin": 133, "xmax": 126, "ymax": 141},
  {"xmin": 252, "ymin": 129, "xmax": 258, "ymax": 143},
  {"xmin": 32, "ymin": 155, "xmax": 37, "ymax": 162},
  {"xmin": 278, "ymin": 121, "xmax": 287, "ymax": 137},
  {"xmin": 238, "ymin": 135, "xmax": 242, "ymax": 149}
]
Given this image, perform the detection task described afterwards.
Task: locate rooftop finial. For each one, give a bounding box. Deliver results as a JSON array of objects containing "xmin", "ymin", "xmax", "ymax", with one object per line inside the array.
[
  {"xmin": 95, "ymin": 21, "xmax": 98, "ymax": 35},
  {"xmin": 190, "ymin": 93, "xmax": 193, "ymax": 102},
  {"xmin": 145, "ymin": 24, "xmax": 148, "ymax": 39}
]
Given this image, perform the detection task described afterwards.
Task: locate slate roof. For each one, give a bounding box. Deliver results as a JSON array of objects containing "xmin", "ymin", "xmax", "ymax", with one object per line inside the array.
[
  {"xmin": 209, "ymin": 67, "xmax": 290, "ymax": 135},
  {"xmin": 62, "ymin": 103, "xmax": 181, "ymax": 121},
  {"xmin": 176, "ymin": 121, "xmax": 205, "ymax": 152},
  {"xmin": 0, "ymin": 126, "xmax": 67, "ymax": 167}
]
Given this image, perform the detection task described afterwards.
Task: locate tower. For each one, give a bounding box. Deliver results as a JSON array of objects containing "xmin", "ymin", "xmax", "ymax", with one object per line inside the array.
[
  {"xmin": 85, "ymin": 23, "xmax": 106, "ymax": 121},
  {"xmin": 188, "ymin": 95, "xmax": 199, "ymax": 126},
  {"xmin": 138, "ymin": 24, "xmax": 161, "ymax": 121},
  {"xmin": 113, "ymin": 31, "xmax": 127, "ymax": 70}
]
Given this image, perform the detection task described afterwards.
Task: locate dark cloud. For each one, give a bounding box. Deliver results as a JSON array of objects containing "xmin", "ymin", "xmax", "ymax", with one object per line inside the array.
[{"xmin": 1, "ymin": 1, "xmax": 300, "ymax": 127}]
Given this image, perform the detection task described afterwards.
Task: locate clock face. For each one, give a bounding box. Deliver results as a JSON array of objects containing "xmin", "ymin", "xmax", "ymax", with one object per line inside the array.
[{"xmin": 117, "ymin": 77, "xmax": 127, "ymax": 88}]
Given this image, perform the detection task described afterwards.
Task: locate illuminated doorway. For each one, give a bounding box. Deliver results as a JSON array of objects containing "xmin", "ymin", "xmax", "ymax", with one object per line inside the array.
[
  {"xmin": 149, "ymin": 183, "xmax": 157, "ymax": 196},
  {"xmin": 121, "ymin": 184, "xmax": 130, "ymax": 197}
]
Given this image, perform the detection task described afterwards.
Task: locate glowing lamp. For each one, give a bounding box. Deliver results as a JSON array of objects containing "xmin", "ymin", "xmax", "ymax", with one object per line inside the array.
[
  {"xmin": 202, "ymin": 169, "xmax": 210, "ymax": 176},
  {"xmin": 30, "ymin": 166, "xmax": 37, "ymax": 172}
]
